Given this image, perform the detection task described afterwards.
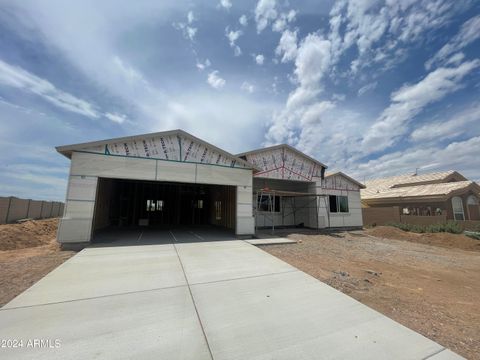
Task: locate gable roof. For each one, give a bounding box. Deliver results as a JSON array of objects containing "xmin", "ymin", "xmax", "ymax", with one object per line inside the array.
[
  {"xmin": 325, "ymin": 172, "xmax": 366, "ymax": 189},
  {"xmin": 362, "ymin": 171, "xmax": 478, "ymax": 203},
  {"xmin": 364, "ymin": 171, "xmax": 465, "ymax": 191},
  {"xmin": 236, "ymin": 144, "xmax": 328, "ymax": 169},
  {"xmin": 56, "ymin": 129, "xmax": 257, "ymax": 170},
  {"xmin": 362, "ymin": 181, "xmax": 480, "ymax": 202}
]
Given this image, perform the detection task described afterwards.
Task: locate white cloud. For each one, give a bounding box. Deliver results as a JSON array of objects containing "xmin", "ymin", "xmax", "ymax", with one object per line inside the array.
[
  {"xmin": 275, "ymin": 29, "xmax": 298, "ymax": 63},
  {"xmin": 255, "ymin": 0, "xmax": 277, "ymax": 33},
  {"xmin": 0, "ymin": 165, "xmax": 67, "ymax": 196},
  {"xmin": 294, "ymin": 34, "xmax": 331, "ymax": 89},
  {"xmin": 425, "ymin": 15, "xmax": 480, "ymax": 70},
  {"xmin": 207, "ymin": 70, "xmax": 226, "ymax": 89},
  {"xmin": 196, "ymin": 58, "xmax": 211, "ymax": 71},
  {"xmin": 174, "ymin": 11, "xmax": 198, "ymax": 41},
  {"xmin": 410, "ymin": 102, "xmax": 480, "ymax": 142},
  {"xmin": 287, "ymin": 9, "xmax": 296, "ymax": 22},
  {"xmin": 233, "ymin": 46, "xmax": 242, "ymax": 56},
  {"xmin": 0, "ymin": 0, "xmax": 284, "ymax": 165},
  {"xmin": 332, "ymin": 93, "xmax": 346, "ymax": 101},
  {"xmin": 357, "ymin": 81, "xmax": 377, "ymax": 96},
  {"xmin": 241, "ymin": 81, "xmax": 255, "ymax": 93},
  {"xmin": 296, "ymin": 104, "xmax": 365, "ymax": 169},
  {"xmin": 225, "ymin": 28, "xmax": 243, "ymax": 56},
  {"xmin": 362, "ymin": 59, "xmax": 480, "ymax": 154},
  {"xmin": 173, "ymin": 21, "xmax": 197, "ymax": 41},
  {"xmin": 113, "ymin": 56, "xmax": 148, "ymax": 86},
  {"xmin": 254, "ymin": 54, "xmax": 265, "ymax": 65},
  {"xmin": 105, "ymin": 112, "xmax": 127, "ymax": 124},
  {"xmin": 226, "ymin": 29, "xmax": 241, "ymax": 44},
  {"xmin": 219, "ymin": 0, "xmax": 232, "ymax": 10},
  {"xmin": 328, "ymin": 0, "xmax": 466, "ymax": 76},
  {"xmin": 353, "ymin": 136, "xmax": 480, "ymax": 183},
  {"xmin": 187, "ymin": 11, "xmax": 194, "ymax": 24},
  {"xmin": 445, "ymin": 52, "xmax": 465, "ymax": 66},
  {"xmin": 150, "ymin": 91, "xmax": 279, "ymax": 154},
  {"xmin": 265, "ymin": 34, "xmax": 334, "ymax": 146},
  {"xmin": 239, "ymin": 15, "xmax": 248, "ymax": 26},
  {"xmin": 272, "ymin": 9, "xmax": 296, "ymax": 32},
  {"xmin": 0, "ymin": 59, "xmax": 99, "ymax": 119}
]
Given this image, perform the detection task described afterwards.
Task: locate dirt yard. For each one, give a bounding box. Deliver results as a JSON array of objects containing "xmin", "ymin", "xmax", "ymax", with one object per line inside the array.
[
  {"xmin": 260, "ymin": 227, "xmax": 480, "ymax": 359},
  {"xmin": 0, "ymin": 219, "xmax": 75, "ymax": 306}
]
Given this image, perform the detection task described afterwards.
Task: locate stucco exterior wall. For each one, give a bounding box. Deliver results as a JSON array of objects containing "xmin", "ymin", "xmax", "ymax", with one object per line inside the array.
[{"xmin": 363, "ymin": 189, "xmax": 480, "ymax": 221}]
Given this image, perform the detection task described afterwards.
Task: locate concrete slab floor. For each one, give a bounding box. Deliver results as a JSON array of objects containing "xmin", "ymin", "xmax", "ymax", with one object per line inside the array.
[{"xmin": 0, "ymin": 228, "xmax": 464, "ymax": 359}]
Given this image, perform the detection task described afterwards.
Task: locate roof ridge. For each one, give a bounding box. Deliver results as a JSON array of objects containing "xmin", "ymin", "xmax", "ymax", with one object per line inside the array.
[{"xmin": 364, "ymin": 170, "xmax": 456, "ymax": 183}]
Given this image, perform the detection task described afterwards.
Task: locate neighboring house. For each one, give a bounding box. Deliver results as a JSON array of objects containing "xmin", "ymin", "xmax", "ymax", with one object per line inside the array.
[
  {"xmin": 55, "ymin": 130, "xmax": 365, "ymax": 245},
  {"xmin": 361, "ymin": 171, "xmax": 480, "ymax": 221}
]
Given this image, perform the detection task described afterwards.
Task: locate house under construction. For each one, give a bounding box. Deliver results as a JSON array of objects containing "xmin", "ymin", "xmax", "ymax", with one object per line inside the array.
[{"xmin": 56, "ymin": 130, "xmax": 364, "ymax": 245}]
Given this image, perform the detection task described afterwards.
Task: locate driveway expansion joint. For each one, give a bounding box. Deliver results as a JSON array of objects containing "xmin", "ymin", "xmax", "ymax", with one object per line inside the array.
[
  {"xmin": 0, "ymin": 284, "xmax": 189, "ymax": 311},
  {"xmin": 189, "ymin": 269, "xmax": 300, "ymax": 287},
  {"xmin": 422, "ymin": 348, "xmax": 447, "ymax": 360},
  {"xmin": 170, "ymin": 230, "xmax": 215, "ymax": 360}
]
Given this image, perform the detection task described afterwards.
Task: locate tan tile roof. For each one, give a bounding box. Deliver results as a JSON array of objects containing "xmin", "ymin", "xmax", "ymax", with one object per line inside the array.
[
  {"xmin": 364, "ymin": 171, "xmax": 457, "ymax": 190},
  {"xmin": 362, "ymin": 180, "xmax": 476, "ymax": 200}
]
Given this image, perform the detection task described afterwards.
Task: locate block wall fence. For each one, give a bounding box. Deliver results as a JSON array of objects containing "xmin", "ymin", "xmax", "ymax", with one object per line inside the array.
[{"xmin": 0, "ymin": 196, "xmax": 64, "ymax": 224}]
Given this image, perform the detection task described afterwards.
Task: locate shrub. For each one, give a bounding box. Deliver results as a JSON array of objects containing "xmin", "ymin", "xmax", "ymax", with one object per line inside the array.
[
  {"xmin": 386, "ymin": 221, "xmax": 462, "ymax": 234},
  {"xmin": 443, "ymin": 221, "xmax": 463, "ymax": 234},
  {"xmin": 465, "ymin": 231, "xmax": 480, "ymax": 240},
  {"xmin": 425, "ymin": 223, "xmax": 443, "ymax": 233}
]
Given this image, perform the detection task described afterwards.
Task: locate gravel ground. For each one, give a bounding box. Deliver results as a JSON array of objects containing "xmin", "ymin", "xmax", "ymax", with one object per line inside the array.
[{"xmin": 259, "ymin": 229, "xmax": 480, "ymax": 360}]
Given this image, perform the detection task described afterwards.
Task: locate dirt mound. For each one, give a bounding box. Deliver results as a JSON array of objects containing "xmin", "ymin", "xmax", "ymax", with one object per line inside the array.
[
  {"xmin": 0, "ymin": 218, "xmax": 59, "ymax": 251},
  {"xmin": 366, "ymin": 226, "xmax": 480, "ymax": 251}
]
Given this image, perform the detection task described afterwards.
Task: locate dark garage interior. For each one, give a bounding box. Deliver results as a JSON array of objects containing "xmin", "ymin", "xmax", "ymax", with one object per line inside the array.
[{"xmin": 92, "ymin": 178, "xmax": 236, "ymax": 235}]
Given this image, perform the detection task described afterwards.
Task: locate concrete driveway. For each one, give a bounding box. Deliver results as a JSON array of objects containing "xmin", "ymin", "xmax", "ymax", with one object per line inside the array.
[{"xmin": 0, "ymin": 229, "xmax": 462, "ymax": 359}]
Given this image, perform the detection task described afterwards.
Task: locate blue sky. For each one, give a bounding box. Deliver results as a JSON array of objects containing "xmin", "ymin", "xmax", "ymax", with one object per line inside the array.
[{"xmin": 0, "ymin": 0, "xmax": 479, "ymax": 200}]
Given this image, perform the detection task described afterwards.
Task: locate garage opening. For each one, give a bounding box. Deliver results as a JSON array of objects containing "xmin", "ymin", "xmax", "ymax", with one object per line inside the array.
[{"xmin": 92, "ymin": 178, "xmax": 236, "ymax": 235}]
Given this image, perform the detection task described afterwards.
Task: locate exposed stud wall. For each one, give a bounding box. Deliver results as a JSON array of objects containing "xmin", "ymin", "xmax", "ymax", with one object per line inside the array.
[
  {"xmin": 237, "ymin": 186, "xmax": 254, "ymax": 235},
  {"xmin": 253, "ymin": 179, "xmax": 319, "ymax": 228},
  {"xmin": 209, "ymin": 186, "xmax": 236, "ymax": 229},
  {"xmin": 93, "ymin": 178, "xmax": 114, "ymax": 231}
]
